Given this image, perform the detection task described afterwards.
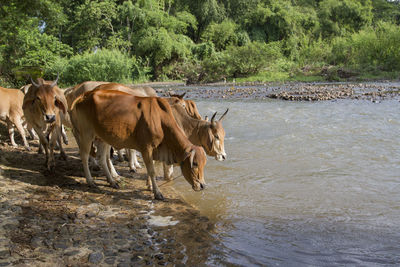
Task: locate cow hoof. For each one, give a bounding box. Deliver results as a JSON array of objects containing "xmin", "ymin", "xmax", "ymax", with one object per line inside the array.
[
  {"xmin": 154, "ymin": 192, "xmax": 164, "ymax": 201},
  {"xmin": 88, "ymin": 182, "xmax": 99, "ymax": 189},
  {"xmin": 47, "ymin": 164, "xmax": 55, "ymax": 172},
  {"xmin": 60, "ymin": 153, "xmax": 67, "ymax": 160},
  {"xmin": 63, "ymin": 139, "xmax": 69, "ymax": 145},
  {"xmin": 134, "ymin": 163, "xmax": 142, "ymax": 169},
  {"xmin": 111, "ymin": 182, "xmax": 120, "ymax": 189},
  {"xmin": 91, "ymin": 165, "xmax": 101, "ymax": 172},
  {"xmin": 129, "ymin": 168, "xmax": 137, "ymax": 173}
]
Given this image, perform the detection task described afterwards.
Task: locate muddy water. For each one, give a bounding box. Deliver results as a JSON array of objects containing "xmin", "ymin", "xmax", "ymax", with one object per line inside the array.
[{"xmin": 170, "ymin": 97, "xmax": 400, "ymax": 266}]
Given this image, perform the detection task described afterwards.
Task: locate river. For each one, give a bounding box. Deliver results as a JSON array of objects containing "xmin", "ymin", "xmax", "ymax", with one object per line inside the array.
[{"xmin": 168, "ymin": 88, "xmax": 400, "ymax": 266}]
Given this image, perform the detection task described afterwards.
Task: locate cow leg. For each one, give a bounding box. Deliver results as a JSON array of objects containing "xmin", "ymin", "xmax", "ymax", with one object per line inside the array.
[
  {"xmin": 127, "ymin": 149, "xmax": 137, "ymax": 173},
  {"xmin": 78, "ymin": 138, "xmax": 97, "ymax": 188},
  {"xmin": 6, "ymin": 120, "xmax": 17, "ymax": 147},
  {"xmin": 34, "ymin": 127, "xmax": 50, "ymax": 168},
  {"xmin": 55, "ymin": 125, "xmax": 67, "ymax": 160},
  {"xmin": 48, "ymin": 129, "xmax": 60, "ymax": 171},
  {"xmin": 98, "ymin": 142, "xmax": 119, "ymax": 189},
  {"xmin": 61, "ymin": 124, "xmax": 68, "ymax": 145},
  {"xmin": 72, "ymin": 127, "xmax": 97, "ymax": 188},
  {"xmin": 106, "ymin": 151, "xmax": 120, "ymax": 179},
  {"xmin": 117, "ymin": 149, "xmax": 124, "ymax": 162},
  {"xmin": 163, "ymin": 163, "xmax": 174, "ymax": 181},
  {"xmin": 26, "ymin": 123, "xmax": 38, "ymax": 140},
  {"xmin": 142, "ymin": 150, "xmax": 164, "ymax": 200},
  {"xmin": 12, "ymin": 117, "xmax": 30, "ymax": 151},
  {"xmin": 132, "ymin": 149, "xmax": 142, "ymax": 169}
]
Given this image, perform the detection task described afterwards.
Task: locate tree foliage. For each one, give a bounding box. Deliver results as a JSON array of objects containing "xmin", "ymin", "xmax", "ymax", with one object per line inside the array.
[{"xmin": 1, "ymin": 0, "xmax": 400, "ymax": 85}]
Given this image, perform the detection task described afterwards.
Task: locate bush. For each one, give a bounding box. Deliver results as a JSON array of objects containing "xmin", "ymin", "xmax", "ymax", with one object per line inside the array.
[
  {"xmin": 57, "ymin": 49, "xmax": 135, "ymax": 85},
  {"xmin": 330, "ymin": 22, "xmax": 400, "ymax": 71}
]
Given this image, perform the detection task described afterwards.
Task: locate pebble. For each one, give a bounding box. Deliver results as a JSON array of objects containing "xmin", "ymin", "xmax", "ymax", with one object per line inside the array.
[
  {"xmin": 104, "ymin": 257, "xmax": 115, "ymax": 265},
  {"xmin": 88, "ymin": 251, "xmax": 103, "ymax": 264},
  {"xmin": 64, "ymin": 250, "xmax": 80, "ymax": 256}
]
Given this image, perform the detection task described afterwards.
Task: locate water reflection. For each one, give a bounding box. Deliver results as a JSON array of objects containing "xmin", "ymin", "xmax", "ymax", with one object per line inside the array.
[{"xmin": 171, "ymin": 98, "xmax": 400, "ymax": 266}]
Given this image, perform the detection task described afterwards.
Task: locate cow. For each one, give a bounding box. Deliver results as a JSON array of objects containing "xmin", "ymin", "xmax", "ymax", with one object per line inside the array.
[
  {"xmin": 65, "ymin": 81, "xmax": 158, "ymax": 172},
  {"xmin": 169, "ymin": 92, "xmax": 202, "ymax": 120},
  {"xmin": 22, "ymin": 83, "xmax": 69, "ymax": 145},
  {"xmin": 70, "ymin": 89, "xmax": 207, "ymax": 200},
  {"xmin": 162, "ymin": 100, "xmax": 228, "ymax": 180},
  {"xmin": 22, "ymin": 76, "xmax": 68, "ymax": 170},
  {"xmin": 0, "ymin": 86, "xmax": 30, "ymax": 149}
]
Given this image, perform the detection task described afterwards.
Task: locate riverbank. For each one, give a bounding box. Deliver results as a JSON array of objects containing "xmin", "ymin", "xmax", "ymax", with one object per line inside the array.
[
  {"xmin": 0, "ymin": 132, "xmax": 218, "ymax": 266},
  {"xmin": 152, "ymin": 81, "xmax": 400, "ymax": 102}
]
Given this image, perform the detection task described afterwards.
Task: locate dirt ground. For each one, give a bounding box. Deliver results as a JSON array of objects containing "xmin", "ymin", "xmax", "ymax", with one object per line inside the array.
[{"xmin": 0, "ymin": 125, "xmax": 220, "ymax": 267}]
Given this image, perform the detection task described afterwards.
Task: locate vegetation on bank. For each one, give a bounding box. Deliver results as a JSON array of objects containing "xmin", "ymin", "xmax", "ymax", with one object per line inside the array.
[{"xmin": 1, "ymin": 0, "xmax": 400, "ymax": 87}]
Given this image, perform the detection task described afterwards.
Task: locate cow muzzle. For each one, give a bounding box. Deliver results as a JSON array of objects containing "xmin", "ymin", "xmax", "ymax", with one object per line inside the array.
[
  {"xmin": 215, "ymin": 153, "xmax": 226, "ymax": 161},
  {"xmin": 193, "ymin": 182, "xmax": 206, "ymax": 191},
  {"xmin": 45, "ymin": 114, "xmax": 56, "ymax": 123}
]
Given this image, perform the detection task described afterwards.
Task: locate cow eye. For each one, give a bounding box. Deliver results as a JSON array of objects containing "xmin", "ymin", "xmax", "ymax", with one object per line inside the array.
[
  {"xmin": 214, "ymin": 135, "xmax": 219, "ymax": 140},
  {"xmin": 193, "ymin": 162, "xmax": 198, "ymax": 167}
]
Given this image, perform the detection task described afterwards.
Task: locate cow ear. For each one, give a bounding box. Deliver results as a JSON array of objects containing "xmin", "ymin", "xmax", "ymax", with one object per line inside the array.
[
  {"xmin": 55, "ymin": 97, "xmax": 66, "ymax": 114},
  {"xmin": 184, "ymin": 148, "xmax": 196, "ymax": 168}
]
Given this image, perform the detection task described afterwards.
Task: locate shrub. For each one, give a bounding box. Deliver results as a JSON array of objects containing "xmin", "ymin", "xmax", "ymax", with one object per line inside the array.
[
  {"xmin": 58, "ymin": 49, "xmax": 135, "ymax": 85},
  {"xmin": 330, "ymin": 22, "xmax": 400, "ymax": 71}
]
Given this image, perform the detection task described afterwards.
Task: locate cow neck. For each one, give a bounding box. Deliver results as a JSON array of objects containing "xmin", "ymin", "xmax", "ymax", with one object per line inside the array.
[
  {"xmin": 172, "ymin": 105, "xmax": 210, "ymax": 146},
  {"xmin": 160, "ymin": 114, "xmax": 193, "ymax": 163}
]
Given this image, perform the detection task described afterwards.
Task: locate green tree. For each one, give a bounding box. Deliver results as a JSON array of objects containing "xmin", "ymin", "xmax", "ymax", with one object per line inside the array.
[{"xmin": 318, "ymin": 0, "xmax": 373, "ymax": 37}]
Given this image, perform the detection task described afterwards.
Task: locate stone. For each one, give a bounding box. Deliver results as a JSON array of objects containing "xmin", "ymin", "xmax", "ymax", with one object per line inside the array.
[
  {"xmin": 104, "ymin": 250, "xmax": 117, "ymax": 257},
  {"xmin": 104, "ymin": 257, "xmax": 115, "ymax": 265},
  {"xmin": 154, "ymin": 254, "xmax": 164, "ymax": 260},
  {"xmin": 64, "ymin": 250, "xmax": 80, "ymax": 256},
  {"xmin": 0, "ymin": 250, "xmax": 9, "ymax": 258},
  {"xmin": 53, "ymin": 241, "xmax": 68, "ymax": 250},
  {"xmin": 132, "ymin": 245, "xmax": 144, "ymax": 252},
  {"xmin": 88, "ymin": 252, "xmax": 103, "ymax": 264}
]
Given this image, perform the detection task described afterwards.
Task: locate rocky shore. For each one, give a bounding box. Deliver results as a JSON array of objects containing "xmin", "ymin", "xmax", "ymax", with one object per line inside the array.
[
  {"xmin": 0, "ymin": 134, "xmax": 219, "ymax": 266},
  {"xmin": 157, "ymin": 81, "xmax": 400, "ymax": 102}
]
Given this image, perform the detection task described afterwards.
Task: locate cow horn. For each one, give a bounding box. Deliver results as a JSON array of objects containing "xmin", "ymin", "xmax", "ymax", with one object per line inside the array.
[
  {"xmin": 30, "ymin": 76, "xmax": 40, "ymax": 88},
  {"xmin": 50, "ymin": 73, "xmax": 59, "ymax": 87},
  {"xmin": 189, "ymin": 149, "xmax": 196, "ymax": 168},
  {"xmin": 179, "ymin": 92, "xmax": 186, "ymax": 99},
  {"xmin": 219, "ymin": 108, "xmax": 229, "ymax": 121},
  {"xmin": 210, "ymin": 111, "xmax": 217, "ymax": 123}
]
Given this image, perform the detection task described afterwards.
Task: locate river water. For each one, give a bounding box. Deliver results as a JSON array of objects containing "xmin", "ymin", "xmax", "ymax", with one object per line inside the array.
[{"xmin": 169, "ymin": 92, "xmax": 400, "ymax": 266}]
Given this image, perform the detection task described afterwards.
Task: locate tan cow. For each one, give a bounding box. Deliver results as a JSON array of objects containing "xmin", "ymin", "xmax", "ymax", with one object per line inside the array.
[
  {"xmin": 162, "ymin": 100, "xmax": 228, "ymax": 180},
  {"xmin": 70, "ymin": 89, "xmax": 207, "ymax": 200},
  {"xmin": 65, "ymin": 81, "xmax": 158, "ymax": 172},
  {"xmin": 22, "ymin": 76, "xmax": 67, "ymax": 170},
  {"xmin": 0, "ymin": 86, "xmax": 30, "ymax": 149}
]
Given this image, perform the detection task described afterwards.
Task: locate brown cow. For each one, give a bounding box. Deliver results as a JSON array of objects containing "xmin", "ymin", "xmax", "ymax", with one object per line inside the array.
[
  {"xmin": 65, "ymin": 81, "xmax": 158, "ymax": 172},
  {"xmin": 0, "ymin": 86, "xmax": 30, "ymax": 149},
  {"xmin": 70, "ymin": 89, "xmax": 207, "ymax": 200},
  {"xmin": 23, "ymin": 76, "xmax": 67, "ymax": 170},
  {"xmin": 162, "ymin": 100, "xmax": 228, "ymax": 180}
]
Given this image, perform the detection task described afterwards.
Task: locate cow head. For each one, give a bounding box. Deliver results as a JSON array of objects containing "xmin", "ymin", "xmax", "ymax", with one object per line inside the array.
[
  {"xmin": 168, "ymin": 93, "xmax": 202, "ymax": 120},
  {"xmin": 205, "ymin": 109, "xmax": 228, "ymax": 161},
  {"xmin": 30, "ymin": 75, "xmax": 66, "ymax": 123},
  {"xmin": 185, "ymin": 99, "xmax": 202, "ymax": 120},
  {"xmin": 180, "ymin": 146, "xmax": 207, "ymax": 191}
]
